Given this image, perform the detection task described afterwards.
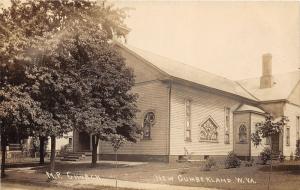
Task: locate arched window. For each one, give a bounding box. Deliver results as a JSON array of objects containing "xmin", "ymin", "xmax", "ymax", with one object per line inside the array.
[
  {"xmin": 143, "ymin": 112, "xmax": 155, "ymax": 140},
  {"xmin": 239, "ymin": 124, "xmax": 247, "ymax": 143}
]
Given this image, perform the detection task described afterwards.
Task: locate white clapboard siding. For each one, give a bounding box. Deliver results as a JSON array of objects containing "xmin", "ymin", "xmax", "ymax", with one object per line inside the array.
[
  {"xmin": 288, "ymin": 82, "xmax": 300, "ymax": 106},
  {"xmin": 170, "ymin": 83, "xmax": 240, "ymax": 156},
  {"xmin": 99, "ymin": 80, "xmax": 169, "ymax": 155},
  {"xmin": 283, "ymin": 103, "xmax": 300, "ymax": 157},
  {"xmin": 115, "ymin": 46, "xmax": 166, "ymax": 83},
  {"xmin": 250, "ymin": 113, "xmax": 267, "ymax": 156}
]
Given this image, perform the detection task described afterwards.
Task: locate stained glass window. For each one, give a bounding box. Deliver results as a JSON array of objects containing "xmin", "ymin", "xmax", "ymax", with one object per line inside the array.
[
  {"xmin": 185, "ymin": 100, "xmax": 191, "ymax": 141},
  {"xmin": 143, "ymin": 112, "xmax": 155, "ymax": 140},
  {"xmin": 239, "ymin": 124, "xmax": 247, "ymax": 143},
  {"xmin": 224, "ymin": 107, "xmax": 230, "ymax": 144},
  {"xmin": 199, "ymin": 117, "xmax": 218, "ymax": 142}
]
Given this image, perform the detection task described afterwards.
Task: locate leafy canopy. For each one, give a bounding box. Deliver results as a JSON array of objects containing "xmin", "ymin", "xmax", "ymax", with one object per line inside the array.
[{"xmin": 251, "ymin": 114, "xmax": 289, "ymax": 147}]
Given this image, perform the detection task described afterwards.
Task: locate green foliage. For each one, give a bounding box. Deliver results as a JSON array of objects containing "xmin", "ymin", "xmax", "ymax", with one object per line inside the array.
[
  {"xmin": 203, "ymin": 157, "xmax": 217, "ymax": 171},
  {"xmin": 260, "ymin": 147, "xmax": 272, "ymax": 165},
  {"xmin": 0, "ymin": 86, "xmax": 40, "ymax": 138},
  {"xmin": 251, "ymin": 114, "xmax": 289, "ymax": 147},
  {"xmin": 0, "ymin": 0, "xmax": 135, "ymax": 172},
  {"xmin": 224, "ymin": 151, "xmax": 241, "ymax": 169},
  {"xmin": 244, "ymin": 158, "xmax": 254, "ymax": 167}
]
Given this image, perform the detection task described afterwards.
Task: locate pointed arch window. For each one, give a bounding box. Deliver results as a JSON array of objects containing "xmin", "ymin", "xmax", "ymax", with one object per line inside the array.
[
  {"xmin": 239, "ymin": 124, "xmax": 247, "ymax": 143},
  {"xmin": 142, "ymin": 111, "xmax": 155, "ymax": 140}
]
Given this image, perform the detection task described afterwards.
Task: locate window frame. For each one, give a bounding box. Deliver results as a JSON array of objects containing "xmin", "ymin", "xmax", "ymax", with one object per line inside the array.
[
  {"xmin": 199, "ymin": 116, "xmax": 219, "ymax": 143},
  {"xmin": 296, "ymin": 116, "xmax": 300, "ymax": 140},
  {"xmin": 142, "ymin": 111, "xmax": 156, "ymax": 140},
  {"xmin": 238, "ymin": 124, "xmax": 247, "ymax": 144},
  {"xmin": 224, "ymin": 107, "xmax": 230, "ymax": 144},
  {"xmin": 286, "ymin": 126, "xmax": 290, "ymax": 146},
  {"xmin": 184, "ymin": 99, "xmax": 192, "ymax": 142}
]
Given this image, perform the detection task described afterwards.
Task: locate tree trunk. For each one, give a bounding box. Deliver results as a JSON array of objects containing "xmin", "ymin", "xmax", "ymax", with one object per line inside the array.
[
  {"xmin": 39, "ymin": 136, "xmax": 45, "ymax": 165},
  {"xmin": 49, "ymin": 135, "xmax": 56, "ymax": 173},
  {"xmin": 91, "ymin": 135, "xmax": 99, "ymax": 168},
  {"xmin": 1, "ymin": 134, "xmax": 7, "ymax": 178}
]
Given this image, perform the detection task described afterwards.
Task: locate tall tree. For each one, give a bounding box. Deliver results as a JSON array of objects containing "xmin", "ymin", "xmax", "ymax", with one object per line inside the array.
[
  {"xmin": 251, "ymin": 113, "xmax": 289, "ymax": 190},
  {"xmin": 1, "ymin": 0, "xmax": 132, "ymax": 172},
  {"xmin": 0, "ymin": 86, "xmax": 39, "ymax": 177}
]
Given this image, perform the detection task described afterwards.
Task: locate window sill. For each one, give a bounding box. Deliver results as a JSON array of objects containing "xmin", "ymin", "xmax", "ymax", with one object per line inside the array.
[{"xmin": 199, "ymin": 140, "xmax": 218, "ymax": 143}]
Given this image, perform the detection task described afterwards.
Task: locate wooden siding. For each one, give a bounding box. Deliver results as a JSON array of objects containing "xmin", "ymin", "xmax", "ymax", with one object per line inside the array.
[
  {"xmin": 288, "ymin": 82, "xmax": 300, "ymax": 106},
  {"xmin": 99, "ymin": 80, "xmax": 170, "ymax": 155},
  {"xmin": 260, "ymin": 102, "xmax": 285, "ymax": 118},
  {"xmin": 283, "ymin": 103, "xmax": 300, "ymax": 157},
  {"xmin": 250, "ymin": 113, "xmax": 268, "ymax": 156},
  {"xmin": 169, "ymin": 83, "xmax": 240, "ymax": 156},
  {"xmin": 98, "ymin": 45, "xmax": 170, "ymax": 155},
  {"xmin": 115, "ymin": 46, "xmax": 166, "ymax": 83},
  {"xmin": 47, "ymin": 132, "xmax": 72, "ymax": 152},
  {"xmin": 233, "ymin": 113, "xmax": 250, "ymax": 156}
]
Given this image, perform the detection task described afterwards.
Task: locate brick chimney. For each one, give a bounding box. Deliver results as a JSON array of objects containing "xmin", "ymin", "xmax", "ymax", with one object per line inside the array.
[{"xmin": 260, "ymin": 53, "xmax": 273, "ymax": 88}]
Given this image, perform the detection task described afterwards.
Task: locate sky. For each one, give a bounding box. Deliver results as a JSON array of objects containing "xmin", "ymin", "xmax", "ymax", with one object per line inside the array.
[
  {"xmin": 1, "ymin": 0, "xmax": 299, "ymax": 80},
  {"xmin": 114, "ymin": 1, "xmax": 300, "ymax": 80}
]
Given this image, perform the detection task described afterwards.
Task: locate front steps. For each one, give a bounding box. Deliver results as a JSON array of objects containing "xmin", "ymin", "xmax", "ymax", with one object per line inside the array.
[
  {"xmin": 8, "ymin": 144, "xmax": 22, "ymax": 151},
  {"xmin": 60, "ymin": 152, "xmax": 92, "ymax": 161}
]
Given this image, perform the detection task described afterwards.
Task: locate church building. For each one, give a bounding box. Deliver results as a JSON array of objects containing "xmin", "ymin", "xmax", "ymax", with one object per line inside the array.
[{"xmin": 68, "ymin": 42, "xmax": 300, "ymax": 162}]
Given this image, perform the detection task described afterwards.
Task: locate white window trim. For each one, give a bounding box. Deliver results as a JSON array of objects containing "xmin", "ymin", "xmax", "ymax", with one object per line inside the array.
[
  {"xmin": 224, "ymin": 107, "xmax": 230, "ymax": 144},
  {"xmin": 184, "ymin": 99, "xmax": 192, "ymax": 142}
]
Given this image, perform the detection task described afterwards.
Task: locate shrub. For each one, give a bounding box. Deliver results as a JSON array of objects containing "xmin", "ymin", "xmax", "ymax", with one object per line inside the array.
[
  {"xmin": 278, "ymin": 152, "xmax": 284, "ymax": 162},
  {"xmin": 224, "ymin": 151, "xmax": 241, "ymax": 169},
  {"xmin": 260, "ymin": 147, "xmax": 272, "ymax": 165},
  {"xmin": 245, "ymin": 158, "xmax": 254, "ymax": 167},
  {"xmin": 203, "ymin": 158, "xmax": 217, "ymax": 171}
]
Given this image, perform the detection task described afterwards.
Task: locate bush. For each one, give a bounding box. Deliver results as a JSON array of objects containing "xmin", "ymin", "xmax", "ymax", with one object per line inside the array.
[
  {"xmin": 224, "ymin": 151, "xmax": 241, "ymax": 169},
  {"xmin": 260, "ymin": 147, "xmax": 272, "ymax": 165},
  {"xmin": 278, "ymin": 152, "xmax": 284, "ymax": 162},
  {"xmin": 245, "ymin": 158, "xmax": 254, "ymax": 167},
  {"xmin": 203, "ymin": 158, "xmax": 217, "ymax": 171}
]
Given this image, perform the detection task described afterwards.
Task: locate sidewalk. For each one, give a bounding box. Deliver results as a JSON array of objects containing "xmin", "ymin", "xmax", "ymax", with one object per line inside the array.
[
  {"xmin": 57, "ymin": 177, "xmax": 220, "ymax": 190},
  {"xmin": 3, "ymin": 169, "xmax": 219, "ymax": 190}
]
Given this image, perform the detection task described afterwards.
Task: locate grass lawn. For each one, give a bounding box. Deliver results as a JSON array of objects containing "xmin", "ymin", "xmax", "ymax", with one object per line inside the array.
[{"xmin": 6, "ymin": 160, "xmax": 300, "ymax": 190}]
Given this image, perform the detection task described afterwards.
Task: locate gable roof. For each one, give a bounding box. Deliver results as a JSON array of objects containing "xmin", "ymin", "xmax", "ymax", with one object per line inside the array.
[
  {"xmin": 115, "ymin": 42, "xmax": 257, "ymax": 101},
  {"xmin": 114, "ymin": 42, "xmax": 299, "ymax": 103},
  {"xmin": 235, "ymin": 104, "xmax": 265, "ymax": 114},
  {"xmin": 237, "ymin": 71, "xmax": 300, "ymax": 102}
]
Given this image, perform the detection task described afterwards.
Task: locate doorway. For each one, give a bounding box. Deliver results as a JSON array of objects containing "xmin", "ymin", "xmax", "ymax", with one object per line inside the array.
[
  {"xmin": 271, "ymin": 134, "xmax": 280, "ymax": 154},
  {"xmin": 78, "ymin": 132, "xmax": 91, "ymax": 151}
]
